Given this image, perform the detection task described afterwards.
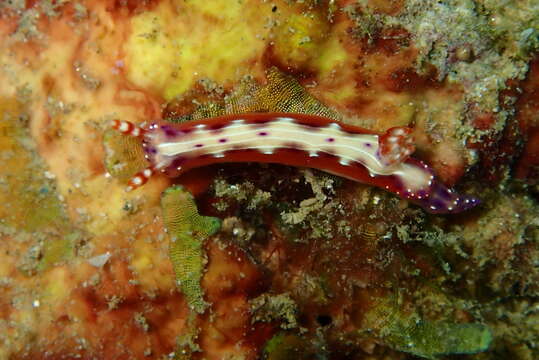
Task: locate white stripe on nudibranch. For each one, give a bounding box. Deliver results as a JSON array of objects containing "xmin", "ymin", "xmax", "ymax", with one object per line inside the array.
[{"xmin": 147, "ymin": 118, "xmax": 433, "ymax": 193}]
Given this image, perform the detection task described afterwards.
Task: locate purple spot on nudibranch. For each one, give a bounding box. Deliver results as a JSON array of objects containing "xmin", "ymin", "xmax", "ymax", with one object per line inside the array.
[
  {"xmin": 326, "ymin": 138, "xmax": 335, "ymax": 142},
  {"xmin": 364, "ymin": 143, "xmax": 372, "ymax": 148},
  {"xmin": 258, "ymin": 131, "xmax": 268, "ymax": 136},
  {"xmin": 219, "ymin": 138, "xmax": 227, "ymax": 143},
  {"xmin": 194, "ymin": 144, "xmax": 204, "ymax": 148},
  {"xmin": 161, "ymin": 125, "xmax": 178, "ymax": 137},
  {"xmin": 144, "ymin": 146, "xmax": 157, "ymax": 155}
]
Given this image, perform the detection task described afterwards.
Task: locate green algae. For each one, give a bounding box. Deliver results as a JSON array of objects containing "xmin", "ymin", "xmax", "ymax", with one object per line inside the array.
[
  {"xmin": 36, "ymin": 232, "xmax": 79, "ymax": 272},
  {"xmin": 160, "ymin": 185, "xmax": 221, "ymax": 314},
  {"xmin": 0, "ymin": 99, "xmax": 66, "ymax": 233},
  {"xmin": 263, "ymin": 333, "xmax": 311, "ymax": 360},
  {"xmin": 0, "ymin": 97, "xmax": 78, "ymax": 274},
  {"xmin": 388, "ymin": 320, "xmax": 492, "ymax": 359},
  {"xmin": 363, "ymin": 297, "xmax": 492, "ymax": 359},
  {"xmin": 250, "ymin": 293, "xmax": 299, "ymax": 330},
  {"xmin": 161, "ymin": 186, "xmax": 221, "ymax": 358},
  {"xmin": 175, "ymin": 67, "xmax": 342, "ymax": 121}
]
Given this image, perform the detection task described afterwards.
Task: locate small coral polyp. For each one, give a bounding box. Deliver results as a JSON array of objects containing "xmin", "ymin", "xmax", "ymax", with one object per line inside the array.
[{"xmin": 113, "ymin": 113, "xmax": 479, "ymax": 214}]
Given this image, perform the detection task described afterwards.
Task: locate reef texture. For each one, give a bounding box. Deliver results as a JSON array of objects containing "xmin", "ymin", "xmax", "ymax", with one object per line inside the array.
[{"xmin": 0, "ymin": 1, "xmax": 538, "ymax": 359}]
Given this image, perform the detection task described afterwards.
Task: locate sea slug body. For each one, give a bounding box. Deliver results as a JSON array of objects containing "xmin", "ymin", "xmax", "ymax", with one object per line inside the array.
[{"xmin": 112, "ymin": 113, "xmax": 479, "ymax": 214}]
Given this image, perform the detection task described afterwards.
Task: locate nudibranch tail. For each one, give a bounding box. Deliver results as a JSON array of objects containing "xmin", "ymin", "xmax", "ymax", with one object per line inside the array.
[
  {"xmin": 112, "ymin": 119, "xmax": 146, "ymax": 138},
  {"xmin": 413, "ymin": 181, "xmax": 480, "ymax": 214},
  {"xmin": 378, "ymin": 126, "xmax": 415, "ymax": 166}
]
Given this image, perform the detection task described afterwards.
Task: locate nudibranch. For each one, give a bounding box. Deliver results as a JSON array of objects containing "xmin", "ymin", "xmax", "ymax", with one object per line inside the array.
[{"xmin": 111, "ymin": 113, "xmax": 479, "ymax": 214}]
